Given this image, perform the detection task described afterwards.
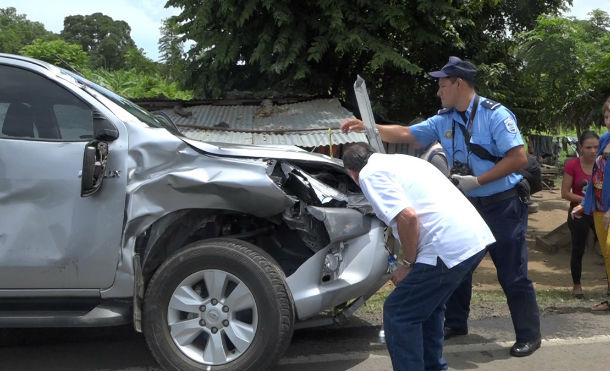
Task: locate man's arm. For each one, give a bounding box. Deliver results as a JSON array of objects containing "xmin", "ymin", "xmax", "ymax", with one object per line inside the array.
[
  {"xmin": 476, "ymin": 145, "xmax": 527, "ymax": 185},
  {"xmin": 340, "ymin": 118, "xmax": 422, "ymax": 146},
  {"xmin": 389, "ymin": 207, "xmax": 419, "ymax": 286},
  {"xmin": 395, "ymin": 207, "xmax": 419, "ymax": 264}
]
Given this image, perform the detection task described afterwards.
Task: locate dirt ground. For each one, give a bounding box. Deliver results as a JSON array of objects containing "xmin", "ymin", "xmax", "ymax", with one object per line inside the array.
[{"xmin": 473, "ymin": 188, "xmax": 609, "ymax": 292}]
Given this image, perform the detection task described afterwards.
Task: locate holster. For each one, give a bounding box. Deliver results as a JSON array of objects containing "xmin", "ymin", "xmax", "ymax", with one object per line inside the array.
[{"xmin": 516, "ymin": 178, "xmax": 531, "ymax": 203}]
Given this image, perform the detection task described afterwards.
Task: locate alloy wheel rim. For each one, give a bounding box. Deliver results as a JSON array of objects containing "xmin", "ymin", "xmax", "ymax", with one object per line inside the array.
[{"xmin": 167, "ymin": 269, "xmax": 259, "ymax": 365}]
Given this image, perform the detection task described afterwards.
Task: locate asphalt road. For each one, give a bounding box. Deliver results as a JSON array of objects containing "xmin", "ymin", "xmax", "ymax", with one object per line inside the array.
[{"xmin": 0, "ymin": 311, "xmax": 608, "ymax": 371}]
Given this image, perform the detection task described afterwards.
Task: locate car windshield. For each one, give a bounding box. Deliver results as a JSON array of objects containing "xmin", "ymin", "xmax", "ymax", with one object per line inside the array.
[{"xmin": 60, "ymin": 69, "xmax": 182, "ymax": 136}]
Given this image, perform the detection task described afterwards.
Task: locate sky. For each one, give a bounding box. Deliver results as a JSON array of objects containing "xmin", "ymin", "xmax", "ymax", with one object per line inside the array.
[
  {"xmin": 2, "ymin": 0, "xmax": 180, "ymax": 61},
  {"xmin": 2, "ymin": 0, "xmax": 609, "ymax": 62}
]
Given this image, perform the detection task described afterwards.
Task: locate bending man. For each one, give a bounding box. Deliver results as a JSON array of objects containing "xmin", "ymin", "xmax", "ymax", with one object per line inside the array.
[{"xmin": 343, "ymin": 142, "xmax": 494, "ymax": 371}]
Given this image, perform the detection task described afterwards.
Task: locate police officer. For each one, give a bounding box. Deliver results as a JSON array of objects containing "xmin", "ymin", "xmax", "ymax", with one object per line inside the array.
[{"xmin": 341, "ymin": 56, "xmax": 542, "ymax": 357}]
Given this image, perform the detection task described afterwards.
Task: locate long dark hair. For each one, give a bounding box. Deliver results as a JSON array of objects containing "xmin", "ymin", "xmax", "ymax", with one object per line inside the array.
[{"xmin": 578, "ymin": 130, "xmax": 599, "ymax": 145}]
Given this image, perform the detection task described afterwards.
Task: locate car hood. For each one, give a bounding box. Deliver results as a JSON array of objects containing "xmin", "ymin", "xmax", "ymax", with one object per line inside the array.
[{"xmin": 182, "ymin": 137, "xmax": 344, "ymax": 168}]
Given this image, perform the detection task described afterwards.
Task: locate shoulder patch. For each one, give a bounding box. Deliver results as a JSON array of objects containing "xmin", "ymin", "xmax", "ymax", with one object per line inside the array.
[
  {"xmin": 504, "ymin": 117, "xmax": 518, "ymax": 134},
  {"xmin": 437, "ymin": 107, "xmax": 452, "ymax": 115},
  {"xmin": 481, "ymin": 99, "xmax": 502, "ymax": 110}
]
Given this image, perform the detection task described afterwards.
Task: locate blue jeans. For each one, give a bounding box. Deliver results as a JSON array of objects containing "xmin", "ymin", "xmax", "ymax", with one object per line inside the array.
[
  {"xmin": 384, "ymin": 249, "xmax": 486, "ymax": 371},
  {"xmin": 445, "ymin": 195, "xmax": 541, "ymax": 343}
]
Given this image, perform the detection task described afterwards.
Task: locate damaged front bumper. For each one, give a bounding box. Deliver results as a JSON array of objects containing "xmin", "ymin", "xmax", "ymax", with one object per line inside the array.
[
  {"xmin": 274, "ymin": 162, "xmax": 390, "ymax": 322},
  {"xmin": 286, "ymin": 213, "xmax": 388, "ymax": 320}
]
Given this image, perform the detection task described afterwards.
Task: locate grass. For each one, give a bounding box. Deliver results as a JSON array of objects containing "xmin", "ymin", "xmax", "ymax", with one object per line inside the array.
[
  {"xmin": 362, "ymin": 283, "xmax": 393, "ymax": 313},
  {"xmin": 472, "ymin": 288, "xmax": 609, "ymax": 307},
  {"xmin": 361, "ymin": 286, "xmax": 609, "ymax": 314}
]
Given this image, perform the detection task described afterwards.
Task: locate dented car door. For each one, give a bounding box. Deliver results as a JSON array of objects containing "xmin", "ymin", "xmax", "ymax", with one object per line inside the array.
[{"xmin": 0, "ymin": 63, "xmax": 128, "ymax": 289}]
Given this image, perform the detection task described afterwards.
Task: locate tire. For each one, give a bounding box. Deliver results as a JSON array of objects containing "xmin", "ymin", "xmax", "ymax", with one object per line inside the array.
[{"xmin": 143, "ymin": 238, "xmax": 294, "ymax": 371}]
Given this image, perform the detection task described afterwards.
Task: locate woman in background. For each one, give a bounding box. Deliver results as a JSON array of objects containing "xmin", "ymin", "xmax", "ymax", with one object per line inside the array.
[
  {"xmin": 561, "ymin": 131, "xmax": 599, "ymax": 299},
  {"xmin": 573, "ymin": 97, "xmax": 610, "ymax": 311}
]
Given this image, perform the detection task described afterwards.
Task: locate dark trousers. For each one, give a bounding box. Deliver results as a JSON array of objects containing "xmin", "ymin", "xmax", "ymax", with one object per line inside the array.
[
  {"xmin": 566, "ymin": 207, "xmax": 595, "ymax": 284},
  {"xmin": 384, "ymin": 250, "xmax": 486, "ymax": 371},
  {"xmin": 444, "ymin": 194, "xmax": 541, "ymax": 343}
]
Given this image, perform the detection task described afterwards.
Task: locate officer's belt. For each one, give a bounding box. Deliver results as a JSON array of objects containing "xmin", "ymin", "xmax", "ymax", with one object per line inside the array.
[{"xmin": 468, "ymin": 187, "xmax": 517, "ymax": 207}]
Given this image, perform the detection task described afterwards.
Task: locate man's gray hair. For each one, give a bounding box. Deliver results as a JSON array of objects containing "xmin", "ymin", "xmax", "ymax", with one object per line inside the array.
[{"xmin": 343, "ymin": 142, "xmax": 376, "ymax": 172}]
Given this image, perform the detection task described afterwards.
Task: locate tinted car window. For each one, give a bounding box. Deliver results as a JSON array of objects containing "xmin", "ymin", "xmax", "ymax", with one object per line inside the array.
[
  {"xmin": 54, "ymin": 104, "xmax": 93, "ymax": 140},
  {"xmin": 0, "ymin": 65, "xmax": 93, "ymax": 141}
]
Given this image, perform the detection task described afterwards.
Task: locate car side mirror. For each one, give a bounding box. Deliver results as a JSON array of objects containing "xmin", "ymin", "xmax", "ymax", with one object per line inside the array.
[
  {"xmin": 93, "ymin": 112, "xmax": 119, "ymax": 141},
  {"xmin": 81, "ymin": 140, "xmax": 109, "ymax": 197}
]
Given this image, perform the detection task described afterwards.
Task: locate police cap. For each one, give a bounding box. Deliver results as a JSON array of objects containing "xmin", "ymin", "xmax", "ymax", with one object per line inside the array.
[{"xmin": 429, "ymin": 56, "xmax": 476, "ymax": 82}]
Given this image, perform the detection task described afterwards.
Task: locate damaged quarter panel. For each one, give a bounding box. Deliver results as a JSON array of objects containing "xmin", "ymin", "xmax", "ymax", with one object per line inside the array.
[
  {"xmin": 101, "ymin": 118, "xmax": 297, "ymax": 298},
  {"xmin": 122, "ymin": 125, "xmax": 294, "ymax": 228}
]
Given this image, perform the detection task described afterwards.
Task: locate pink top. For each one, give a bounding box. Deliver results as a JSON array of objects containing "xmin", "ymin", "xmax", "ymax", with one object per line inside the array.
[{"xmin": 563, "ymin": 157, "xmax": 592, "ymax": 207}]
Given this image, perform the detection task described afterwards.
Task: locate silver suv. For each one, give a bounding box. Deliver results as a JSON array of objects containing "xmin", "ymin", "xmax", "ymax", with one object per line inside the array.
[{"xmin": 0, "ymin": 54, "xmax": 390, "ymax": 371}]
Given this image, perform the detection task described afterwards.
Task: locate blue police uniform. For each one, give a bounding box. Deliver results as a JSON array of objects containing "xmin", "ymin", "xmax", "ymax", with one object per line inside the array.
[
  {"xmin": 410, "ymin": 96, "xmax": 522, "ymax": 197},
  {"xmin": 410, "ymin": 95, "xmax": 541, "ymax": 344}
]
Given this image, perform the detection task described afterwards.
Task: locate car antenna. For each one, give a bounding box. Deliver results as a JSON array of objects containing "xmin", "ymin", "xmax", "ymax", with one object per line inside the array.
[{"xmin": 55, "ymin": 54, "xmax": 85, "ymax": 77}]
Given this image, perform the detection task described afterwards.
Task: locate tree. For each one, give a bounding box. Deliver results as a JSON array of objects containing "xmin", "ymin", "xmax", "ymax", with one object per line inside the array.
[
  {"xmin": 0, "ymin": 7, "xmax": 55, "ymax": 54},
  {"xmin": 124, "ymin": 46, "xmax": 158, "ymax": 72},
  {"xmin": 158, "ymin": 18, "xmax": 185, "ymax": 80},
  {"xmin": 167, "ymin": 0, "xmax": 568, "ymax": 120},
  {"xmin": 167, "ymin": 0, "xmax": 464, "ymax": 103},
  {"xmin": 514, "ymin": 11, "xmax": 610, "ymax": 134},
  {"xmin": 60, "ymin": 13, "xmax": 136, "ymax": 69},
  {"xmin": 20, "ymin": 39, "xmax": 88, "ymax": 69}
]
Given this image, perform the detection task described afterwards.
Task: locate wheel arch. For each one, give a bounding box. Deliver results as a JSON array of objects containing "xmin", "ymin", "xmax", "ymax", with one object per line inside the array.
[{"xmin": 136, "ymin": 209, "xmax": 281, "ymax": 286}]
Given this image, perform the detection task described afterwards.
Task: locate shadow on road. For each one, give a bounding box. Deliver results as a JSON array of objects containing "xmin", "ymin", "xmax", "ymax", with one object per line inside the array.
[{"xmin": 0, "ymin": 326, "xmax": 159, "ymax": 371}]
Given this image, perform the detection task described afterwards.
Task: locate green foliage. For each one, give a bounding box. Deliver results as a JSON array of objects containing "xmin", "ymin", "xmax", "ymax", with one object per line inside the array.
[
  {"xmin": 167, "ymin": 0, "xmax": 569, "ymax": 121},
  {"xmin": 124, "ymin": 47, "xmax": 159, "ymax": 73},
  {"xmin": 19, "ymin": 39, "xmax": 88, "ymax": 70},
  {"xmin": 514, "ymin": 11, "xmax": 610, "ymax": 135},
  {"xmin": 0, "ymin": 7, "xmax": 55, "ymax": 54},
  {"xmin": 61, "ymin": 13, "xmax": 136, "ymax": 70},
  {"xmin": 86, "ymin": 68, "xmax": 193, "ymax": 100},
  {"xmin": 168, "ymin": 0, "xmax": 461, "ymax": 102}
]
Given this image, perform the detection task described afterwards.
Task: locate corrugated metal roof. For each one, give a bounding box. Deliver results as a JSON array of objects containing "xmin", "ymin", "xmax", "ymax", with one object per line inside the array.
[
  {"xmin": 158, "ymin": 98, "xmax": 368, "ymax": 146},
  {"xmin": 180, "ymin": 127, "xmax": 367, "ymax": 146}
]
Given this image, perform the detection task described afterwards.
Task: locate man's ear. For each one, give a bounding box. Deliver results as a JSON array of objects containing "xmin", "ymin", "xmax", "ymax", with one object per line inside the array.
[{"xmin": 347, "ymin": 169, "xmax": 359, "ymax": 183}]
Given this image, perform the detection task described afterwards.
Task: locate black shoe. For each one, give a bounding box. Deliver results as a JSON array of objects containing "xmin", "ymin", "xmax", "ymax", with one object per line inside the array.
[
  {"xmin": 444, "ymin": 327, "xmax": 468, "ymax": 340},
  {"xmin": 510, "ymin": 337, "xmax": 541, "ymax": 357}
]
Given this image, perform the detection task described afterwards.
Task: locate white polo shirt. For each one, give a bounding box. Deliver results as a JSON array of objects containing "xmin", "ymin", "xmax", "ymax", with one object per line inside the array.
[{"xmin": 359, "ymin": 153, "xmax": 495, "ymax": 268}]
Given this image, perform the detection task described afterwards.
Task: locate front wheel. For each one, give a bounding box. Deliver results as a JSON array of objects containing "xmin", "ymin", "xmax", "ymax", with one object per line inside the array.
[{"xmin": 143, "ymin": 238, "xmax": 294, "ymax": 371}]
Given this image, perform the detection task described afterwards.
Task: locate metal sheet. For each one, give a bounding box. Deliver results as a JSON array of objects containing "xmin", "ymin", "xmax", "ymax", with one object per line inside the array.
[
  {"xmin": 354, "ymin": 76, "xmax": 386, "ymax": 153},
  {"xmin": 157, "ymin": 98, "xmax": 368, "ymax": 147},
  {"xmin": 180, "ymin": 127, "xmax": 367, "ymax": 146}
]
